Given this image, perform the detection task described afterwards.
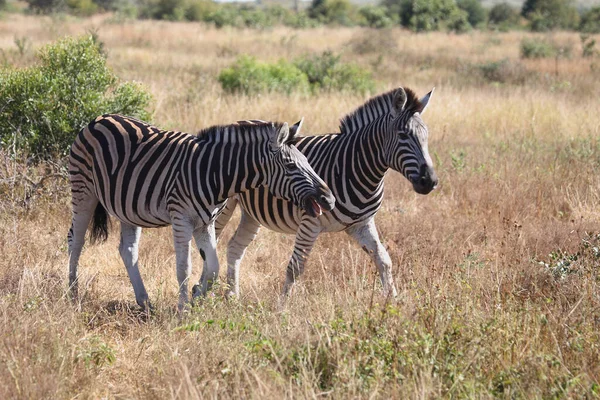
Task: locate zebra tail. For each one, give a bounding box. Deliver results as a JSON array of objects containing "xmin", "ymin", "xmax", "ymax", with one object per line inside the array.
[{"xmin": 90, "ymin": 203, "xmax": 110, "ymax": 244}]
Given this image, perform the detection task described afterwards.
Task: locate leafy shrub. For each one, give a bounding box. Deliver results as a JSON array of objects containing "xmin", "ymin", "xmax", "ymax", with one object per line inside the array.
[
  {"xmin": 294, "ymin": 51, "xmax": 376, "ymax": 94},
  {"xmin": 457, "ymin": 0, "xmax": 487, "ymax": 28},
  {"xmin": 521, "ymin": 0, "xmax": 579, "ymax": 31},
  {"xmin": 477, "ymin": 59, "xmax": 532, "ymax": 84},
  {"xmin": 357, "ymin": 5, "xmax": 395, "ymax": 28},
  {"xmin": 218, "ymin": 56, "xmax": 310, "ymax": 95},
  {"xmin": 384, "ymin": 0, "xmax": 471, "ymax": 32},
  {"xmin": 488, "ymin": 2, "xmax": 520, "ymax": 29},
  {"xmin": 520, "ymin": 37, "xmax": 557, "ymax": 58},
  {"xmin": 0, "ymin": 36, "xmax": 152, "ymax": 158},
  {"xmin": 580, "ymin": 7, "xmax": 600, "ymax": 34}
]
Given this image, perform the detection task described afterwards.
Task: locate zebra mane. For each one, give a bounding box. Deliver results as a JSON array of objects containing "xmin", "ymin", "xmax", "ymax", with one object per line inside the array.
[
  {"xmin": 196, "ymin": 121, "xmax": 285, "ymax": 141},
  {"xmin": 339, "ymin": 87, "xmax": 422, "ymax": 135}
]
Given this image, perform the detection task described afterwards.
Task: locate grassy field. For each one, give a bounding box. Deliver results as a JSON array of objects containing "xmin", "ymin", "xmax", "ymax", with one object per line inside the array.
[{"xmin": 1, "ymin": 14, "xmax": 600, "ymax": 398}]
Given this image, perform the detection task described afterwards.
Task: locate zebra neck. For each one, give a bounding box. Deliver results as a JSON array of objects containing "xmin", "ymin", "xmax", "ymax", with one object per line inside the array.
[{"xmin": 348, "ymin": 123, "xmax": 389, "ymax": 186}]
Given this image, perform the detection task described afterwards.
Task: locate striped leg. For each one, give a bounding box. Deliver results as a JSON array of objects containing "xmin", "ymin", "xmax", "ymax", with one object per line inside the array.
[
  {"xmin": 283, "ymin": 220, "xmax": 322, "ymax": 296},
  {"xmin": 192, "ymin": 223, "xmax": 219, "ymax": 297},
  {"xmin": 67, "ymin": 196, "xmax": 98, "ymax": 300},
  {"xmin": 118, "ymin": 222, "xmax": 150, "ymax": 309},
  {"xmin": 346, "ymin": 218, "xmax": 397, "ymax": 298},
  {"xmin": 172, "ymin": 221, "xmax": 194, "ymax": 312},
  {"xmin": 225, "ymin": 210, "xmax": 261, "ymax": 297}
]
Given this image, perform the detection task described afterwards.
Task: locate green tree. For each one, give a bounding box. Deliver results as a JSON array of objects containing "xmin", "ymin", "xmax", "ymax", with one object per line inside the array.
[
  {"xmin": 580, "ymin": 7, "xmax": 600, "ymax": 33},
  {"xmin": 488, "ymin": 2, "xmax": 520, "ymax": 27},
  {"xmin": 383, "ymin": 0, "xmax": 470, "ymax": 32},
  {"xmin": 521, "ymin": 0, "xmax": 579, "ymax": 31},
  {"xmin": 308, "ymin": 0, "xmax": 358, "ymax": 26},
  {"xmin": 457, "ymin": 0, "xmax": 486, "ymax": 28}
]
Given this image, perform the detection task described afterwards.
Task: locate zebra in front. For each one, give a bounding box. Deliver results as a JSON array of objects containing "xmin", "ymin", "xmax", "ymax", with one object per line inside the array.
[
  {"xmin": 68, "ymin": 114, "xmax": 335, "ymax": 310},
  {"xmin": 212, "ymin": 87, "xmax": 437, "ymax": 298}
]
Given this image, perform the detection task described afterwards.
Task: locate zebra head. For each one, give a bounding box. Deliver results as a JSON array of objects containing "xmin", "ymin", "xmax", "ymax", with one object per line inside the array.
[
  {"xmin": 266, "ymin": 120, "xmax": 336, "ymax": 217},
  {"xmin": 387, "ymin": 87, "xmax": 438, "ymax": 195}
]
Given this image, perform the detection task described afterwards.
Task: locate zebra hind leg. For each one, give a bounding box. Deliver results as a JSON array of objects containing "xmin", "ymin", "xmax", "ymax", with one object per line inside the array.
[
  {"xmin": 172, "ymin": 221, "xmax": 194, "ymax": 312},
  {"xmin": 224, "ymin": 211, "xmax": 261, "ymax": 298},
  {"xmin": 192, "ymin": 223, "xmax": 219, "ymax": 299},
  {"xmin": 68, "ymin": 197, "xmax": 99, "ymax": 302},
  {"xmin": 119, "ymin": 222, "xmax": 151, "ymax": 310},
  {"xmin": 346, "ymin": 218, "xmax": 398, "ymax": 298}
]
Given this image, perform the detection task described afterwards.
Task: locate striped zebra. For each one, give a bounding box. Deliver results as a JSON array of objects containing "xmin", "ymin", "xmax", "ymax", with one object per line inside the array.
[
  {"xmin": 211, "ymin": 87, "xmax": 437, "ymax": 298},
  {"xmin": 67, "ymin": 114, "xmax": 335, "ymax": 310}
]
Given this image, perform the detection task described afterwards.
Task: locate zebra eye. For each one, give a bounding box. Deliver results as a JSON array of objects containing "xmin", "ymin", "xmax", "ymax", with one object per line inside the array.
[
  {"xmin": 398, "ymin": 130, "xmax": 409, "ymax": 140},
  {"xmin": 285, "ymin": 162, "xmax": 298, "ymax": 171}
]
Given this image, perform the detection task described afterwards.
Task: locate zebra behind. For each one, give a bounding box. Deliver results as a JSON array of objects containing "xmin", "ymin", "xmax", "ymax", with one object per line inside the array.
[
  {"xmin": 68, "ymin": 114, "xmax": 335, "ymax": 310},
  {"xmin": 212, "ymin": 87, "xmax": 437, "ymax": 297}
]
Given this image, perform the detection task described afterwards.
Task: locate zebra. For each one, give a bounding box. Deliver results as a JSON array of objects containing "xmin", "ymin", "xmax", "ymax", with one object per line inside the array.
[
  {"xmin": 67, "ymin": 114, "xmax": 335, "ymax": 311},
  {"xmin": 211, "ymin": 87, "xmax": 437, "ymax": 298}
]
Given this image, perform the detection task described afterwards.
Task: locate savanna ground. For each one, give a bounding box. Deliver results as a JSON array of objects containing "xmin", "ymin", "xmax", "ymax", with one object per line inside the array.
[{"xmin": 1, "ymin": 13, "xmax": 600, "ymax": 399}]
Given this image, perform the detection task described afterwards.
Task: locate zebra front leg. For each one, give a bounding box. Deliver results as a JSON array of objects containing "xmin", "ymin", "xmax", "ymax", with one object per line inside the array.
[
  {"xmin": 119, "ymin": 222, "xmax": 150, "ymax": 310},
  {"xmin": 67, "ymin": 197, "xmax": 98, "ymax": 301},
  {"xmin": 346, "ymin": 218, "xmax": 398, "ymax": 298},
  {"xmin": 283, "ymin": 221, "xmax": 321, "ymax": 296},
  {"xmin": 225, "ymin": 211, "xmax": 261, "ymax": 297},
  {"xmin": 172, "ymin": 222, "xmax": 194, "ymax": 312},
  {"xmin": 192, "ymin": 223, "xmax": 220, "ymax": 298}
]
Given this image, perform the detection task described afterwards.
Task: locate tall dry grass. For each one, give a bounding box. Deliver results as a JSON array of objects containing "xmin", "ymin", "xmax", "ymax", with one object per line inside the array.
[{"xmin": 1, "ymin": 14, "xmax": 599, "ymax": 399}]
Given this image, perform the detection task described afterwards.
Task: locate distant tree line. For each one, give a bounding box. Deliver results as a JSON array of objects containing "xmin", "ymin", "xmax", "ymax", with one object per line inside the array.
[{"xmin": 8, "ymin": 0, "xmax": 600, "ymax": 33}]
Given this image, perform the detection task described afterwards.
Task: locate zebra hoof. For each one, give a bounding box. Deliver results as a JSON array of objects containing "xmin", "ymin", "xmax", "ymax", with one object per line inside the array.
[{"xmin": 192, "ymin": 284, "xmax": 201, "ymax": 298}]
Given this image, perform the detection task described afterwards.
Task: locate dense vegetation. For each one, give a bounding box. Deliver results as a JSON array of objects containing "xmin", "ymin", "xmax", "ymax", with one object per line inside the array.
[{"xmin": 3, "ymin": 0, "xmax": 598, "ymax": 33}]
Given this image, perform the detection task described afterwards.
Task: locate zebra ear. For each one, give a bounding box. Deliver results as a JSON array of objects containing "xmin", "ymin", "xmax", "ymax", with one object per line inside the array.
[
  {"xmin": 289, "ymin": 117, "xmax": 304, "ymax": 138},
  {"xmin": 392, "ymin": 88, "xmax": 408, "ymax": 114},
  {"xmin": 419, "ymin": 88, "xmax": 435, "ymax": 114},
  {"xmin": 273, "ymin": 122, "xmax": 290, "ymax": 150}
]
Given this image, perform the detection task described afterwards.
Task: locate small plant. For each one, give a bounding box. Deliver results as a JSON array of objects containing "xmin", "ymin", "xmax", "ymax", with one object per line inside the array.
[
  {"xmin": 76, "ymin": 336, "xmax": 116, "ymax": 368},
  {"xmin": 477, "ymin": 59, "xmax": 531, "ymax": 84},
  {"xmin": 537, "ymin": 232, "xmax": 600, "ymax": 279},
  {"xmin": 520, "ymin": 37, "xmax": 556, "ymax": 58},
  {"xmin": 13, "ymin": 36, "xmax": 30, "ymax": 57},
  {"xmin": 581, "ymin": 34, "xmax": 597, "ymax": 58}
]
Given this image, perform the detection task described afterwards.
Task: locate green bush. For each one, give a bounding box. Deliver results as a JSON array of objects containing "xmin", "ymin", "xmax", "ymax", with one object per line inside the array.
[
  {"xmin": 218, "ymin": 53, "xmax": 376, "ymax": 95},
  {"xmin": 520, "ymin": 37, "xmax": 557, "ymax": 58},
  {"xmin": 580, "ymin": 7, "xmax": 600, "ymax": 34},
  {"xmin": 294, "ymin": 51, "xmax": 376, "ymax": 94},
  {"xmin": 521, "ymin": 0, "xmax": 579, "ymax": 31},
  {"xmin": 0, "ymin": 36, "xmax": 152, "ymax": 158},
  {"xmin": 185, "ymin": 0, "xmax": 218, "ymax": 22},
  {"xmin": 457, "ymin": 0, "xmax": 487, "ymax": 28},
  {"xmin": 358, "ymin": 5, "xmax": 395, "ymax": 28},
  {"xmin": 384, "ymin": 0, "xmax": 471, "ymax": 32},
  {"xmin": 488, "ymin": 2, "xmax": 520, "ymax": 29},
  {"xmin": 218, "ymin": 56, "xmax": 310, "ymax": 95}
]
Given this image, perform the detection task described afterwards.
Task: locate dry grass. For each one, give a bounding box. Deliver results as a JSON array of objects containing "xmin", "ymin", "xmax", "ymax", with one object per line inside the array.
[{"xmin": 1, "ymin": 14, "xmax": 600, "ymax": 399}]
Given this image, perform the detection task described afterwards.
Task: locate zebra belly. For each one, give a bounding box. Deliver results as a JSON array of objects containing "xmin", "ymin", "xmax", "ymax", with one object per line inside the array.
[{"xmin": 236, "ymin": 190, "xmax": 367, "ymax": 235}]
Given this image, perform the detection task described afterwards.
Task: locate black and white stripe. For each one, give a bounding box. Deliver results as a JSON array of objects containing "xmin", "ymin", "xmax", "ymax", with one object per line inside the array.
[
  {"xmin": 213, "ymin": 87, "xmax": 437, "ymax": 297},
  {"xmin": 67, "ymin": 114, "xmax": 334, "ymax": 310}
]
